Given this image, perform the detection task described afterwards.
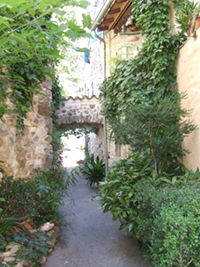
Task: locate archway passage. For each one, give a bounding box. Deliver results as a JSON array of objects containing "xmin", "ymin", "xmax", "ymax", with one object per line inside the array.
[
  {"xmin": 56, "ymin": 95, "xmax": 103, "ymax": 129},
  {"xmin": 56, "ymin": 95, "xmax": 104, "ymax": 164}
]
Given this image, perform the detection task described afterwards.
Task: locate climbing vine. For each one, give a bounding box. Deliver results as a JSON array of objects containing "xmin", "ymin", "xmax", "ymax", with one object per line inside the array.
[
  {"xmin": 0, "ymin": 0, "xmax": 91, "ymax": 134},
  {"xmin": 100, "ymin": 0, "xmax": 196, "ymax": 173}
]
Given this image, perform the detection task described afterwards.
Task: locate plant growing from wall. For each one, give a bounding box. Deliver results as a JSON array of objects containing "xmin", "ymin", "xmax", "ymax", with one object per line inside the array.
[{"xmin": 100, "ymin": 0, "xmax": 196, "ymax": 174}]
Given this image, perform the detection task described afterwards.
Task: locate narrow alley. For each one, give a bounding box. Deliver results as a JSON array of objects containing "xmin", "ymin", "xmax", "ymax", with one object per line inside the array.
[{"xmin": 43, "ymin": 171, "xmax": 152, "ymax": 267}]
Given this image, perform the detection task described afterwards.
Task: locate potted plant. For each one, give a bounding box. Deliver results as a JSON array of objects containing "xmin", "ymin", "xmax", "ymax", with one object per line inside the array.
[
  {"xmin": 79, "ymin": 154, "xmax": 105, "ymax": 187},
  {"xmin": 195, "ymin": 12, "xmax": 200, "ymax": 30},
  {"xmin": 175, "ymin": 0, "xmax": 200, "ymax": 37}
]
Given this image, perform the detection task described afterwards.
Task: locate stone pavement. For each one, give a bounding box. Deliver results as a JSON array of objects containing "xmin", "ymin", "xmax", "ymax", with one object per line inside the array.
[{"xmin": 43, "ymin": 172, "xmax": 152, "ymax": 267}]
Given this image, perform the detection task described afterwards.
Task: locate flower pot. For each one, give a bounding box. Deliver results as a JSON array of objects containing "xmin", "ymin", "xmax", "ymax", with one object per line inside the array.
[
  {"xmin": 195, "ymin": 13, "xmax": 200, "ymax": 30},
  {"xmin": 129, "ymin": 25, "xmax": 139, "ymax": 32}
]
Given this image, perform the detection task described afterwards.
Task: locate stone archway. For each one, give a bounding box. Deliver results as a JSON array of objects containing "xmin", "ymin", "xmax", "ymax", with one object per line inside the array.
[
  {"xmin": 55, "ymin": 95, "xmax": 104, "ymax": 145},
  {"xmin": 56, "ymin": 95, "xmax": 104, "ymax": 160}
]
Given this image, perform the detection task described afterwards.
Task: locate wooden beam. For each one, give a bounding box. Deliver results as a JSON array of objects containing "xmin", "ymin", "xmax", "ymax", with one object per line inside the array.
[
  {"xmin": 103, "ymin": 18, "xmax": 115, "ymax": 24},
  {"xmin": 109, "ymin": 8, "xmax": 121, "ymax": 14},
  {"xmin": 116, "ymin": 0, "xmax": 128, "ymax": 3},
  {"xmin": 113, "ymin": 4, "xmax": 132, "ymax": 33},
  {"xmin": 98, "ymin": 25, "xmax": 109, "ymax": 31}
]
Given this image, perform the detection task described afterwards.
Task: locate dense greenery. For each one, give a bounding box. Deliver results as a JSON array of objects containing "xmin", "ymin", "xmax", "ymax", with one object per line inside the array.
[
  {"xmin": 100, "ymin": 155, "xmax": 200, "ymax": 266},
  {"xmin": 175, "ymin": 0, "xmax": 200, "ymax": 36},
  {"xmin": 134, "ymin": 179, "xmax": 200, "ymax": 267},
  {"xmin": 0, "ymin": 0, "xmax": 91, "ymax": 133},
  {"xmin": 0, "ymin": 1, "xmax": 92, "ymax": 263},
  {"xmin": 100, "ymin": 153, "xmax": 153, "ymax": 232},
  {"xmin": 79, "ymin": 154, "xmax": 105, "ymax": 186},
  {"xmin": 99, "ymin": 0, "xmax": 200, "ymax": 266},
  {"xmin": 100, "ymin": 0, "xmax": 196, "ymax": 173},
  {"xmin": 0, "ymin": 167, "xmax": 75, "ymax": 224}
]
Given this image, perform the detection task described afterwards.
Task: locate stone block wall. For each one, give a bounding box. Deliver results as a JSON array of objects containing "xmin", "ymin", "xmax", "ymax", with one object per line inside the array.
[
  {"xmin": 88, "ymin": 132, "xmax": 103, "ymax": 160},
  {"xmin": 56, "ymin": 96, "xmax": 103, "ymax": 127},
  {"xmin": 0, "ymin": 76, "xmax": 53, "ymax": 179}
]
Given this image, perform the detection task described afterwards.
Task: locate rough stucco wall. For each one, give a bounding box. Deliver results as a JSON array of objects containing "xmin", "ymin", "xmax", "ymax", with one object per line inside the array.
[
  {"xmin": 177, "ymin": 29, "xmax": 200, "ymax": 171},
  {"xmin": 0, "ymin": 76, "xmax": 53, "ymax": 179},
  {"xmin": 108, "ymin": 138, "xmax": 130, "ymax": 165}
]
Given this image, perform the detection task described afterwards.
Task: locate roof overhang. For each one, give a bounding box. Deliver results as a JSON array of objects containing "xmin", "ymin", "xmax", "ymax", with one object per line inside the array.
[{"xmin": 91, "ymin": 0, "xmax": 133, "ymax": 34}]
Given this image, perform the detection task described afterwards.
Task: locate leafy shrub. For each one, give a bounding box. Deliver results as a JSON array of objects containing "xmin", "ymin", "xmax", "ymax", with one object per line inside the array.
[
  {"xmin": 0, "ymin": 166, "xmax": 75, "ymax": 225},
  {"xmin": 0, "ymin": 197, "xmax": 27, "ymax": 251},
  {"xmin": 79, "ymin": 154, "xmax": 105, "ymax": 186},
  {"xmin": 13, "ymin": 230, "xmax": 50, "ymax": 267},
  {"xmin": 100, "ymin": 153, "xmax": 153, "ymax": 233},
  {"xmin": 134, "ymin": 179, "xmax": 200, "ymax": 267},
  {"xmin": 100, "ymin": 154, "xmax": 200, "ymax": 266}
]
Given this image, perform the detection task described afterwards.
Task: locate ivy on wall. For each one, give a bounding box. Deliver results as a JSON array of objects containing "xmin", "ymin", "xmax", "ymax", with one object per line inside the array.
[
  {"xmin": 100, "ymin": 0, "xmax": 196, "ymax": 173},
  {"xmin": 0, "ymin": 0, "xmax": 91, "ymax": 134}
]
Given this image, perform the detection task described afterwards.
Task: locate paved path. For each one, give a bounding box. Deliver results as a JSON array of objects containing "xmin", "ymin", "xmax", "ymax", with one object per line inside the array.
[{"xmin": 44, "ymin": 171, "xmax": 152, "ymax": 267}]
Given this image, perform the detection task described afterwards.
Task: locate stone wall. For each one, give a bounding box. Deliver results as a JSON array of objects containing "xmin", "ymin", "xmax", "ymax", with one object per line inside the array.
[
  {"xmin": 56, "ymin": 96, "xmax": 103, "ymax": 127},
  {"xmin": 88, "ymin": 132, "xmax": 103, "ymax": 160},
  {"xmin": 0, "ymin": 76, "xmax": 53, "ymax": 179},
  {"xmin": 177, "ymin": 29, "xmax": 200, "ymax": 171},
  {"xmin": 56, "ymin": 95, "xmax": 104, "ymax": 160}
]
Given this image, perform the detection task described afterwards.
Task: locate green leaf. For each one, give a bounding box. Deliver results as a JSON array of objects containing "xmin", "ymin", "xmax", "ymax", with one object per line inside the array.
[
  {"xmin": 82, "ymin": 14, "xmax": 91, "ymax": 29},
  {"xmin": 0, "ymin": 37, "xmax": 9, "ymax": 47},
  {"xmin": 67, "ymin": 30, "xmax": 77, "ymax": 40},
  {"xmin": 77, "ymin": 0, "xmax": 90, "ymax": 8},
  {"xmin": 17, "ymin": 3, "xmax": 33, "ymax": 14},
  {"xmin": 73, "ymin": 47, "xmax": 90, "ymax": 52},
  {"xmin": 54, "ymin": 9, "xmax": 66, "ymax": 16},
  {"xmin": 58, "ymin": 23, "xmax": 68, "ymax": 31},
  {"xmin": 13, "ymin": 34, "xmax": 28, "ymax": 45}
]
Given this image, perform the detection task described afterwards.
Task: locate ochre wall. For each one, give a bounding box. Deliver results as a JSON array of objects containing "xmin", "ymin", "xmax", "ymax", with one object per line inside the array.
[
  {"xmin": 177, "ymin": 29, "xmax": 200, "ymax": 171},
  {"xmin": 105, "ymin": 31, "xmax": 145, "ymax": 77}
]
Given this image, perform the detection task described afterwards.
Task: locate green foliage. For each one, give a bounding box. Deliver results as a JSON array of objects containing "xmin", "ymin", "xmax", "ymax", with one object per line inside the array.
[
  {"xmin": 100, "ymin": 156, "xmax": 200, "ymax": 266},
  {"xmin": 100, "ymin": 153, "xmax": 154, "ymax": 233},
  {"xmin": 111, "ymin": 91, "xmax": 196, "ymax": 173},
  {"xmin": 0, "ymin": 197, "xmax": 27, "ymax": 252},
  {"xmin": 99, "ymin": 1, "xmax": 200, "ymax": 266},
  {"xmin": 79, "ymin": 154, "xmax": 105, "ymax": 186},
  {"xmin": 9, "ymin": 230, "xmax": 50, "ymax": 267},
  {"xmin": 51, "ymin": 76, "xmax": 65, "ymax": 128},
  {"xmin": 0, "ymin": 166, "xmax": 75, "ymax": 225},
  {"xmin": 100, "ymin": 0, "xmax": 196, "ymax": 174},
  {"xmin": 0, "ymin": 0, "xmax": 91, "ymax": 133},
  {"xmin": 133, "ymin": 178, "xmax": 200, "ymax": 267},
  {"xmin": 175, "ymin": 0, "xmax": 200, "ymax": 35}
]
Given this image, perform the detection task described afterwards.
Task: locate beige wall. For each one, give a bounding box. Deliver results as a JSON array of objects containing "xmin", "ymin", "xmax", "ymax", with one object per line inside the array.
[
  {"xmin": 104, "ymin": 30, "xmax": 144, "ymax": 163},
  {"xmin": 177, "ymin": 29, "xmax": 200, "ymax": 171},
  {"xmin": 105, "ymin": 31, "xmax": 145, "ymax": 77}
]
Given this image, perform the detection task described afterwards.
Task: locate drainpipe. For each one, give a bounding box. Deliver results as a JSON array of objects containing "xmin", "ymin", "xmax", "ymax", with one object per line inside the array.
[{"xmin": 93, "ymin": 30, "xmax": 108, "ymax": 176}]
